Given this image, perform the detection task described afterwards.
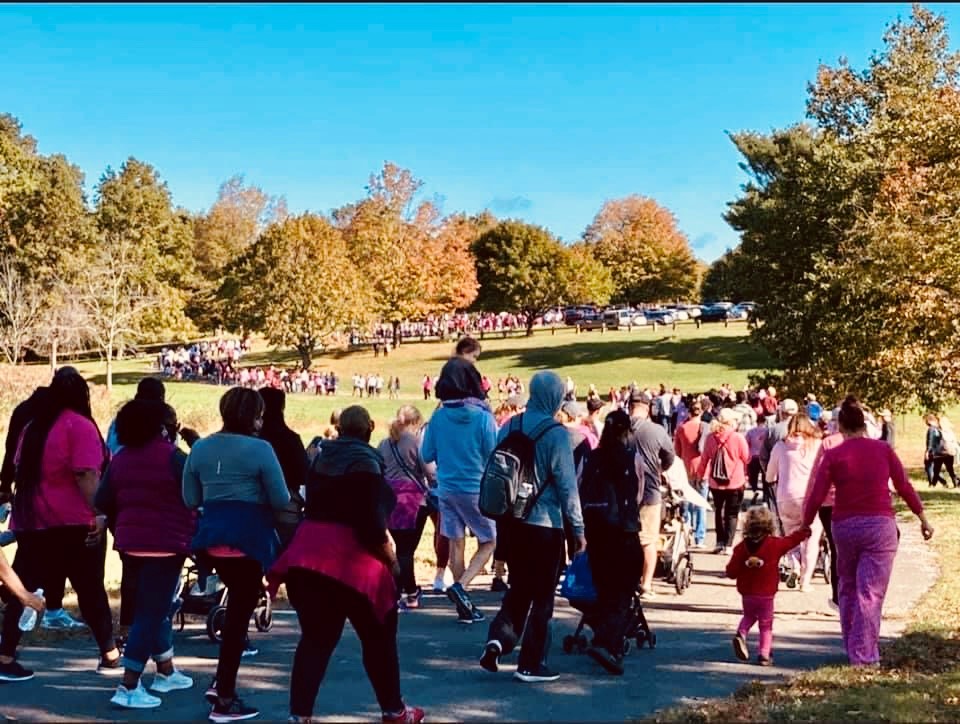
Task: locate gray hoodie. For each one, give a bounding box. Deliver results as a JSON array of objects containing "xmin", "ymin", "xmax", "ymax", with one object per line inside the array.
[{"xmin": 500, "ymin": 371, "xmax": 584, "ymax": 536}]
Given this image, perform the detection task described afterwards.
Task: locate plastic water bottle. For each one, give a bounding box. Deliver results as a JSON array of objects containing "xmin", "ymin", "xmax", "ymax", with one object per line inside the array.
[
  {"xmin": 18, "ymin": 588, "xmax": 43, "ymax": 632},
  {"xmin": 0, "ymin": 502, "xmax": 11, "ymax": 523}
]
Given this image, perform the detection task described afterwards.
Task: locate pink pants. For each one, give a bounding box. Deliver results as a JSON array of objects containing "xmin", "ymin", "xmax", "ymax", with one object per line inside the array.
[
  {"xmin": 832, "ymin": 515, "xmax": 898, "ymax": 666},
  {"xmin": 738, "ymin": 594, "xmax": 774, "ymax": 659}
]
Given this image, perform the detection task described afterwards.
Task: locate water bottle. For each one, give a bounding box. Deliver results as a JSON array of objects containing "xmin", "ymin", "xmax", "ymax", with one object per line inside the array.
[
  {"xmin": 513, "ymin": 482, "xmax": 534, "ymax": 518},
  {"xmin": 18, "ymin": 588, "xmax": 43, "ymax": 632},
  {"xmin": 0, "ymin": 502, "xmax": 11, "ymax": 524}
]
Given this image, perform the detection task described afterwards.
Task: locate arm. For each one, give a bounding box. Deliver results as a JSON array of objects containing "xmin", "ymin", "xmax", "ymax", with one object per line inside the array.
[
  {"xmin": 480, "ymin": 413, "xmax": 498, "ymax": 464},
  {"xmin": 0, "ymin": 549, "xmax": 44, "ymax": 613},
  {"xmin": 775, "ymin": 529, "xmax": 809, "ymax": 556},
  {"xmin": 888, "ymin": 447, "xmax": 924, "ymax": 517},
  {"xmin": 658, "ymin": 428, "xmax": 676, "ymax": 471},
  {"xmin": 802, "ymin": 450, "xmax": 833, "ymax": 528},
  {"xmin": 765, "ymin": 442, "xmax": 781, "ymax": 483},
  {"xmin": 696, "ymin": 434, "xmax": 716, "ymax": 481},
  {"xmin": 674, "ymin": 429, "xmax": 684, "ymax": 459},
  {"xmin": 725, "ymin": 543, "xmax": 747, "ymax": 579},
  {"xmin": 182, "ymin": 450, "xmax": 203, "ymax": 509},
  {"xmin": 260, "ymin": 446, "xmax": 292, "ymax": 510},
  {"xmin": 421, "ymin": 420, "xmax": 437, "ymax": 465},
  {"xmin": 552, "ymin": 431, "xmax": 585, "ymax": 537},
  {"xmin": 738, "ymin": 434, "xmax": 751, "ymax": 465},
  {"xmin": 92, "ymin": 466, "xmax": 116, "ymax": 522}
]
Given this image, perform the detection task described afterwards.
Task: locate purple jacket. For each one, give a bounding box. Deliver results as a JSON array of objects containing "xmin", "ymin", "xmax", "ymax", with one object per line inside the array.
[{"xmin": 96, "ymin": 437, "xmax": 197, "ymax": 555}]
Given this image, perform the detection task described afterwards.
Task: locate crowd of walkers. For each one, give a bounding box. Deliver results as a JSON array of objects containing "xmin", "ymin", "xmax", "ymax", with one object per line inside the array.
[{"xmin": 0, "ymin": 338, "xmax": 938, "ymax": 720}]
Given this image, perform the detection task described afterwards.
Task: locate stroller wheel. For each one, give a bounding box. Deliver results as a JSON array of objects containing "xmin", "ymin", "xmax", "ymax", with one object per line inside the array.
[
  {"xmin": 562, "ymin": 635, "xmax": 576, "ymax": 654},
  {"xmin": 648, "ymin": 632, "xmax": 658, "ymax": 649},
  {"xmin": 176, "ymin": 611, "xmax": 185, "ymax": 632},
  {"xmin": 622, "ymin": 639, "xmax": 631, "ymax": 656},
  {"xmin": 207, "ymin": 605, "xmax": 227, "ymax": 643},
  {"xmin": 255, "ymin": 596, "xmax": 273, "ymax": 632},
  {"xmin": 675, "ymin": 556, "xmax": 692, "ymax": 595}
]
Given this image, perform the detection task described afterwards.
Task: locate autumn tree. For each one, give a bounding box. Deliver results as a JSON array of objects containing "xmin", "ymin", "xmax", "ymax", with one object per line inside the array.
[
  {"xmin": 563, "ymin": 242, "xmax": 615, "ymax": 307},
  {"xmin": 583, "ymin": 195, "xmax": 699, "ymax": 304},
  {"xmin": 220, "ymin": 214, "xmax": 370, "ymax": 369},
  {"xmin": 472, "ymin": 220, "xmax": 577, "ymax": 335},
  {"xmin": 726, "ymin": 4, "xmax": 960, "ymax": 411},
  {"xmin": 0, "ymin": 255, "xmax": 44, "ymax": 364}
]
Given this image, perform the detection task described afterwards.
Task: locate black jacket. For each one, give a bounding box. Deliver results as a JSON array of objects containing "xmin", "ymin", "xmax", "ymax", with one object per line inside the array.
[{"xmin": 1, "ymin": 388, "xmax": 49, "ymax": 496}]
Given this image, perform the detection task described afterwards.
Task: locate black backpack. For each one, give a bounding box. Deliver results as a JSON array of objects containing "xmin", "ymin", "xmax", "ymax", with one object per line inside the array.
[
  {"xmin": 479, "ymin": 414, "xmax": 561, "ymax": 521},
  {"xmin": 711, "ymin": 437, "xmax": 731, "ymax": 486},
  {"xmin": 579, "ymin": 454, "xmax": 625, "ymax": 530}
]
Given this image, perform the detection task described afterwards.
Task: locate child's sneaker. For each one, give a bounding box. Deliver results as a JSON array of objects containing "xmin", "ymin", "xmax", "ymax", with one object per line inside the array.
[
  {"xmin": 382, "ymin": 706, "xmax": 425, "ymax": 723},
  {"xmin": 786, "ymin": 571, "xmax": 799, "ymax": 589},
  {"xmin": 732, "ymin": 633, "xmax": 749, "ymax": 661},
  {"xmin": 757, "ymin": 655, "xmax": 773, "ymax": 667}
]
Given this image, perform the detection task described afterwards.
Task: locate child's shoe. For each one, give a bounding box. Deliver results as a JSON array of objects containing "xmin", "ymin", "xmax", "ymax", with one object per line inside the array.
[
  {"xmin": 732, "ymin": 633, "xmax": 749, "ymax": 661},
  {"xmin": 757, "ymin": 655, "xmax": 773, "ymax": 667}
]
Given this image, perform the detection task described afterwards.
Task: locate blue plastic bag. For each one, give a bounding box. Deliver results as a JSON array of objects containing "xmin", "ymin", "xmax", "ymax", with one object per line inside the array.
[{"xmin": 560, "ymin": 551, "xmax": 597, "ymax": 605}]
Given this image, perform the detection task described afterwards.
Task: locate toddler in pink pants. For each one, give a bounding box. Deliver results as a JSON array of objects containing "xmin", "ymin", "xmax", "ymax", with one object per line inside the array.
[{"xmin": 726, "ymin": 507, "xmax": 809, "ymax": 665}]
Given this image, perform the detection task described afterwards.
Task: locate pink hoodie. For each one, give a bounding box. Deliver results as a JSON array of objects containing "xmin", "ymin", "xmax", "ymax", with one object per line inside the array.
[{"xmin": 766, "ymin": 436, "xmax": 821, "ymax": 502}]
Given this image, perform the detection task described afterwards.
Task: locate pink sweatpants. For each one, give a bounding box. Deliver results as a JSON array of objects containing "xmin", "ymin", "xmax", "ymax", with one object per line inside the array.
[
  {"xmin": 738, "ymin": 594, "xmax": 775, "ymax": 659},
  {"xmin": 832, "ymin": 515, "xmax": 898, "ymax": 666}
]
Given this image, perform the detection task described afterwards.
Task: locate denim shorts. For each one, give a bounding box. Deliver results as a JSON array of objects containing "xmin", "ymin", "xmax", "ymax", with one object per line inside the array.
[{"xmin": 439, "ymin": 491, "xmax": 497, "ymax": 544}]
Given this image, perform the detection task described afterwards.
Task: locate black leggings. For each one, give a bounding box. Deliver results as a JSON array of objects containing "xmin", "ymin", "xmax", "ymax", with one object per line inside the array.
[
  {"xmin": 1, "ymin": 526, "xmax": 114, "ymax": 657},
  {"xmin": 933, "ymin": 455, "xmax": 957, "ymax": 487},
  {"xmin": 712, "ymin": 488, "xmax": 744, "ymax": 547},
  {"xmin": 198, "ymin": 554, "xmax": 263, "ymax": 700},
  {"xmin": 818, "ymin": 506, "xmax": 839, "ymax": 605},
  {"xmin": 389, "ymin": 506, "xmax": 437, "ymax": 595},
  {"xmin": 286, "ymin": 568, "xmax": 403, "ymax": 717}
]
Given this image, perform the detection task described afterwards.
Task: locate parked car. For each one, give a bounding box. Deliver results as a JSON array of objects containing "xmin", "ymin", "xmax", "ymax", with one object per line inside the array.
[
  {"xmin": 543, "ymin": 308, "xmax": 564, "ymax": 325},
  {"xmin": 604, "ymin": 308, "xmax": 637, "ymax": 330},
  {"xmin": 728, "ymin": 302, "xmax": 757, "ymax": 320},
  {"xmin": 700, "ymin": 303, "xmax": 733, "ymax": 322},
  {"xmin": 665, "ymin": 306, "xmax": 690, "ymax": 321},
  {"xmin": 645, "ymin": 309, "xmax": 676, "ymax": 325},
  {"xmin": 578, "ymin": 309, "xmax": 606, "ymax": 330},
  {"xmin": 564, "ymin": 305, "xmax": 597, "ymax": 326},
  {"xmin": 678, "ymin": 304, "xmax": 702, "ymax": 319}
]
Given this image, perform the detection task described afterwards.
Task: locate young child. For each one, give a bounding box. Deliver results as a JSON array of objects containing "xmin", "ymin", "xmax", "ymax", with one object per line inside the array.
[{"xmin": 725, "ymin": 506, "xmax": 810, "ymax": 666}]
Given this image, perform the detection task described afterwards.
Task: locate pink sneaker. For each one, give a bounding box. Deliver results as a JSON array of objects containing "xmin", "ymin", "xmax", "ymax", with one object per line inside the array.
[{"xmin": 382, "ymin": 706, "xmax": 425, "ymax": 724}]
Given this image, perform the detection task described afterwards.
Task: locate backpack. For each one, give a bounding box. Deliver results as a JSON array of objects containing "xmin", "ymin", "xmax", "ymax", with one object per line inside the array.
[
  {"xmin": 579, "ymin": 455, "xmax": 626, "ymax": 530},
  {"xmin": 711, "ymin": 436, "xmax": 731, "ymax": 486},
  {"xmin": 939, "ymin": 427, "xmax": 958, "ymax": 457},
  {"xmin": 478, "ymin": 414, "xmax": 562, "ymax": 521}
]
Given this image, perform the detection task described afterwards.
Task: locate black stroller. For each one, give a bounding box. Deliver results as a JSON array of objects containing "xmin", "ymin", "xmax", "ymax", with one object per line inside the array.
[
  {"xmin": 174, "ymin": 557, "xmax": 273, "ymax": 643},
  {"xmin": 559, "ymin": 551, "xmax": 656, "ymax": 655}
]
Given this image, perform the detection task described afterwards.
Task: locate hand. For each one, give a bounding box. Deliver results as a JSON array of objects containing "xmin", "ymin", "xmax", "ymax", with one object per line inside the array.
[
  {"xmin": 85, "ymin": 516, "xmax": 106, "ymax": 547},
  {"xmin": 390, "ymin": 559, "xmax": 401, "ymax": 579},
  {"xmin": 800, "ymin": 526, "xmax": 813, "ymax": 540},
  {"xmin": 18, "ymin": 590, "xmax": 45, "ymax": 615},
  {"xmin": 575, "ymin": 535, "xmax": 587, "ymax": 554},
  {"xmin": 181, "ymin": 428, "xmax": 200, "ymax": 448},
  {"xmin": 921, "ymin": 519, "xmax": 935, "ymax": 541}
]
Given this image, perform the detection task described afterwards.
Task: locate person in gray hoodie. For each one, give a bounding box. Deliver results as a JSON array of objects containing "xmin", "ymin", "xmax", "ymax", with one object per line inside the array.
[{"xmin": 479, "ymin": 371, "xmax": 586, "ymax": 684}]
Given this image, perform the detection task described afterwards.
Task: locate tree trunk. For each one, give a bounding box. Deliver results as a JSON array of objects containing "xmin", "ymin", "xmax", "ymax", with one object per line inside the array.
[
  {"xmin": 526, "ymin": 313, "xmax": 535, "ymax": 337},
  {"xmin": 106, "ymin": 342, "xmax": 114, "ymax": 393},
  {"xmin": 392, "ymin": 320, "xmax": 401, "ymax": 348},
  {"xmin": 298, "ymin": 346, "xmax": 312, "ymax": 371},
  {"xmin": 50, "ymin": 336, "xmax": 58, "ymax": 373}
]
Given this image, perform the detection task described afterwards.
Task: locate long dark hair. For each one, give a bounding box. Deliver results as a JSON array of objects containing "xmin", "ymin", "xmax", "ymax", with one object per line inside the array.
[{"xmin": 15, "ymin": 373, "xmax": 97, "ymax": 522}]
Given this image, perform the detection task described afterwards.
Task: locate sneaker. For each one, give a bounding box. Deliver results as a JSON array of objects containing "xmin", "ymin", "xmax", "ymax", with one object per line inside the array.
[
  {"xmin": 480, "ymin": 641, "xmax": 502, "ymax": 673},
  {"xmin": 151, "ymin": 669, "xmax": 194, "ymax": 693},
  {"xmin": 587, "ymin": 646, "xmax": 625, "ymax": 675},
  {"xmin": 514, "ymin": 665, "xmax": 560, "ymax": 683},
  {"xmin": 639, "ymin": 588, "xmax": 657, "ymax": 601},
  {"xmin": 97, "ymin": 655, "xmax": 123, "ymax": 676},
  {"xmin": 41, "ymin": 608, "xmax": 86, "ymax": 630},
  {"xmin": 491, "ymin": 577, "xmax": 509, "ymax": 593},
  {"xmin": 689, "ymin": 542, "xmax": 704, "ymax": 551},
  {"xmin": 241, "ymin": 641, "xmax": 259, "ymax": 658},
  {"xmin": 398, "ymin": 588, "xmax": 422, "ymax": 611},
  {"xmin": 713, "ymin": 545, "xmax": 725, "ymax": 554},
  {"xmin": 381, "ymin": 706, "xmax": 425, "ymax": 724},
  {"xmin": 432, "ymin": 574, "xmax": 447, "ymax": 593},
  {"xmin": 0, "ymin": 660, "xmax": 34, "ymax": 682},
  {"xmin": 209, "ymin": 696, "xmax": 260, "ymax": 723},
  {"xmin": 757, "ymin": 655, "xmax": 773, "ymax": 667},
  {"xmin": 204, "ymin": 678, "xmax": 219, "ymax": 705},
  {"xmin": 458, "ymin": 605, "xmax": 485, "ymax": 624},
  {"xmin": 732, "ymin": 633, "xmax": 749, "ymax": 661},
  {"xmin": 447, "ymin": 583, "xmax": 473, "ymax": 619},
  {"xmin": 111, "ymin": 682, "xmax": 162, "ymax": 709},
  {"xmin": 827, "ymin": 598, "xmax": 840, "ymax": 613},
  {"xmin": 786, "ymin": 571, "xmax": 799, "ymax": 589},
  {"xmin": 723, "ymin": 546, "xmax": 733, "ymax": 556}
]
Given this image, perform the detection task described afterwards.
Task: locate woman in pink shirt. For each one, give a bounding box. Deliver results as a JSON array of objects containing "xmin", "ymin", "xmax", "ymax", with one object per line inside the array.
[
  {"xmin": 697, "ymin": 408, "xmax": 751, "ymax": 554},
  {"xmin": 766, "ymin": 415, "xmax": 822, "ymax": 591},
  {"xmin": 803, "ymin": 396, "xmax": 933, "ymax": 666}
]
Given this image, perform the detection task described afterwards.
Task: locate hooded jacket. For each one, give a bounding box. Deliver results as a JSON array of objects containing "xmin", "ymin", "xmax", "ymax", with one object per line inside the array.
[
  {"xmin": 434, "ymin": 356, "xmax": 487, "ymax": 402},
  {"xmin": 502, "ymin": 371, "xmax": 584, "ymax": 536},
  {"xmin": 421, "ymin": 401, "xmax": 497, "ymax": 495},
  {"xmin": 697, "ymin": 425, "xmax": 750, "ymax": 490},
  {"xmin": 765, "ymin": 436, "xmax": 821, "ymax": 502}
]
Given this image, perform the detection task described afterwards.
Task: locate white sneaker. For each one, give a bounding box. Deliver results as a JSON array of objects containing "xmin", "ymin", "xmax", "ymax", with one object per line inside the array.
[
  {"xmin": 151, "ymin": 669, "xmax": 194, "ymax": 693},
  {"xmin": 111, "ymin": 682, "xmax": 162, "ymax": 709},
  {"xmin": 41, "ymin": 608, "xmax": 86, "ymax": 630}
]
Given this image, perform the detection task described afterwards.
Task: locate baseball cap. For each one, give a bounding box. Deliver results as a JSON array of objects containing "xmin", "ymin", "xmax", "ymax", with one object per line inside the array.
[
  {"xmin": 781, "ymin": 399, "xmax": 799, "ymax": 415},
  {"xmin": 629, "ymin": 389, "xmax": 649, "ymax": 404},
  {"xmin": 561, "ymin": 400, "xmax": 584, "ymax": 419},
  {"xmin": 586, "ymin": 397, "xmax": 604, "ymax": 413}
]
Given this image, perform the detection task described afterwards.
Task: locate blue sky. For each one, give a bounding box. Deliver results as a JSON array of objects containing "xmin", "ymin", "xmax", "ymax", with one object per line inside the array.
[{"xmin": 2, "ymin": 3, "xmax": 957, "ymax": 261}]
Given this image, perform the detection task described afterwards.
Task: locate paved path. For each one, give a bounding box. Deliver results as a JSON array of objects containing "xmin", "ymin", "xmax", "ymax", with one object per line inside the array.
[{"xmin": 0, "ymin": 514, "xmax": 937, "ymax": 723}]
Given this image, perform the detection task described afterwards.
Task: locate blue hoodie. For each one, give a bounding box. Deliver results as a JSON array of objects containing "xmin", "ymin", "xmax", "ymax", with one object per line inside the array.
[
  {"xmin": 502, "ymin": 371, "xmax": 585, "ymax": 536},
  {"xmin": 421, "ymin": 401, "xmax": 497, "ymax": 495}
]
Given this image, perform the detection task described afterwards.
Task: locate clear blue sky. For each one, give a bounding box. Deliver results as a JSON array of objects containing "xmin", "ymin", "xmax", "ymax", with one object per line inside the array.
[{"xmin": 2, "ymin": 3, "xmax": 957, "ymax": 261}]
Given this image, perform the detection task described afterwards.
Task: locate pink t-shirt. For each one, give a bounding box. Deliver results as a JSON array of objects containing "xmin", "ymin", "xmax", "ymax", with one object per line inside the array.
[
  {"xmin": 13, "ymin": 410, "xmax": 105, "ymax": 531},
  {"xmin": 803, "ymin": 436, "xmax": 922, "ymax": 527},
  {"xmin": 745, "ymin": 427, "xmax": 767, "ymax": 459}
]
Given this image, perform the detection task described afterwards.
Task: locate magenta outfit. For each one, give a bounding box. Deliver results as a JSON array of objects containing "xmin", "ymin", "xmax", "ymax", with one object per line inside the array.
[
  {"xmin": 738, "ymin": 595, "xmax": 775, "ymax": 658},
  {"xmin": 803, "ymin": 437, "xmax": 923, "ymax": 666}
]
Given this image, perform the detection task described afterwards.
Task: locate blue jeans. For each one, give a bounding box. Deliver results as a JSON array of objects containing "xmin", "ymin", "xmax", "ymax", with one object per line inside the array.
[
  {"xmin": 683, "ymin": 482, "xmax": 708, "ymax": 545},
  {"xmin": 122, "ymin": 555, "xmax": 185, "ymax": 673}
]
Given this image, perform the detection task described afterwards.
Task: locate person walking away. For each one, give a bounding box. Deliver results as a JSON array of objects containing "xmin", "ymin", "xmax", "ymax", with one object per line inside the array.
[
  {"xmin": 378, "ymin": 406, "xmax": 431, "ymax": 611},
  {"xmin": 878, "ymin": 409, "xmax": 895, "ymax": 449},
  {"xmin": 807, "ymin": 426, "xmax": 844, "ymax": 609},
  {"xmin": 182, "ymin": 387, "xmax": 290, "ymax": 722},
  {"xmin": 421, "ymin": 363, "xmax": 497, "ymax": 623},
  {"xmin": 580, "ymin": 410, "xmax": 641, "ymax": 675},
  {"xmin": 0, "ymin": 367, "xmax": 86, "ymax": 633},
  {"xmin": 726, "ymin": 506, "xmax": 810, "ymax": 666},
  {"xmin": 760, "ymin": 399, "xmax": 798, "ymax": 503},
  {"xmin": 585, "ymin": 397, "xmax": 605, "ymax": 441},
  {"xmin": 732, "ymin": 391, "xmax": 757, "ymax": 435},
  {"xmin": 479, "ymin": 371, "xmax": 585, "ymax": 683},
  {"xmin": 267, "ymin": 406, "xmax": 425, "ymax": 724},
  {"xmin": 558, "ymin": 401, "xmax": 595, "ymax": 565},
  {"xmin": 95, "ymin": 400, "xmax": 196, "ymax": 709},
  {"xmin": 765, "ymin": 415, "xmax": 823, "ymax": 590},
  {"xmin": 745, "ymin": 417, "xmax": 768, "ymax": 505},
  {"xmin": 106, "ymin": 377, "xmax": 166, "ymax": 456},
  {"xmin": 697, "ymin": 408, "xmax": 750, "ymax": 555},
  {"xmin": 258, "ymin": 388, "xmax": 308, "ymax": 549},
  {"xmin": 802, "ymin": 396, "xmax": 933, "ymax": 666},
  {"xmin": 627, "ymin": 390, "xmax": 676, "ymax": 599},
  {"xmin": 930, "ymin": 414, "xmax": 958, "ymax": 487},
  {"xmin": 760, "ymin": 387, "xmax": 779, "ymax": 425},
  {"xmin": 1, "ymin": 372, "xmax": 121, "ymax": 681},
  {"xmin": 674, "ymin": 400, "xmax": 706, "ymax": 549}
]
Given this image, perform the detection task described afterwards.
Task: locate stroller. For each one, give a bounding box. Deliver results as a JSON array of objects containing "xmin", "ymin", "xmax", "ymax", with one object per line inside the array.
[
  {"xmin": 174, "ymin": 557, "xmax": 273, "ymax": 643},
  {"xmin": 559, "ymin": 551, "xmax": 656, "ymax": 655},
  {"xmin": 656, "ymin": 485, "xmax": 694, "ymax": 595}
]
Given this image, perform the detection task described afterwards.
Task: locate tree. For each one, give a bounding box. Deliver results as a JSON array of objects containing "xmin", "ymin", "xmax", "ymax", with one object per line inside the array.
[
  {"xmin": 726, "ymin": 4, "xmax": 960, "ymax": 411},
  {"xmin": 563, "ymin": 242, "xmax": 615, "ymax": 307},
  {"xmin": 220, "ymin": 214, "xmax": 371, "ymax": 369},
  {"xmin": 700, "ymin": 248, "xmax": 751, "ymax": 302},
  {"xmin": 472, "ymin": 220, "xmax": 575, "ymax": 335},
  {"xmin": 583, "ymin": 195, "xmax": 699, "ymax": 304},
  {"xmin": 0, "ymin": 255, "xmax": 44, "ymax": 364}
]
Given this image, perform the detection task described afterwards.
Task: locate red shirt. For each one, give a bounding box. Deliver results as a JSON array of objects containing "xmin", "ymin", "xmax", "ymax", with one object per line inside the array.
[
  {"xmin": 674, "ymin": 416, "xmax": 703, "ymax": 480},
  {"xmin": 761, "ymin": 396, "xmax": 779, "ymax": 417},
  {"xmin": 726, "ymin": 530, "xmax": 807, "ymax": 596}
]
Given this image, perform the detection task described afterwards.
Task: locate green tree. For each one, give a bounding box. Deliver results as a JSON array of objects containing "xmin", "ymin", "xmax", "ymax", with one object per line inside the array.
[
  {"xmin": 582, "ymin": 195, "xmax": 699, "ymax": 304},
  {"xmin": 220, "ymin": 214, "xmax": 371, "ymax": 369},
  {"xmin": 700, "ymin": 248, "xmax": 750, "ymax": 303},
  {"xmin": 472, "ymin": 220, "xmax": 574, "ymax": 335},
  {"xmin": 563, "ymin": 242, "xmax": 615, "ymax": 307},
  {"xmin": 726, "ymin": 4, "xmax": 960, "ymax": 411}
]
